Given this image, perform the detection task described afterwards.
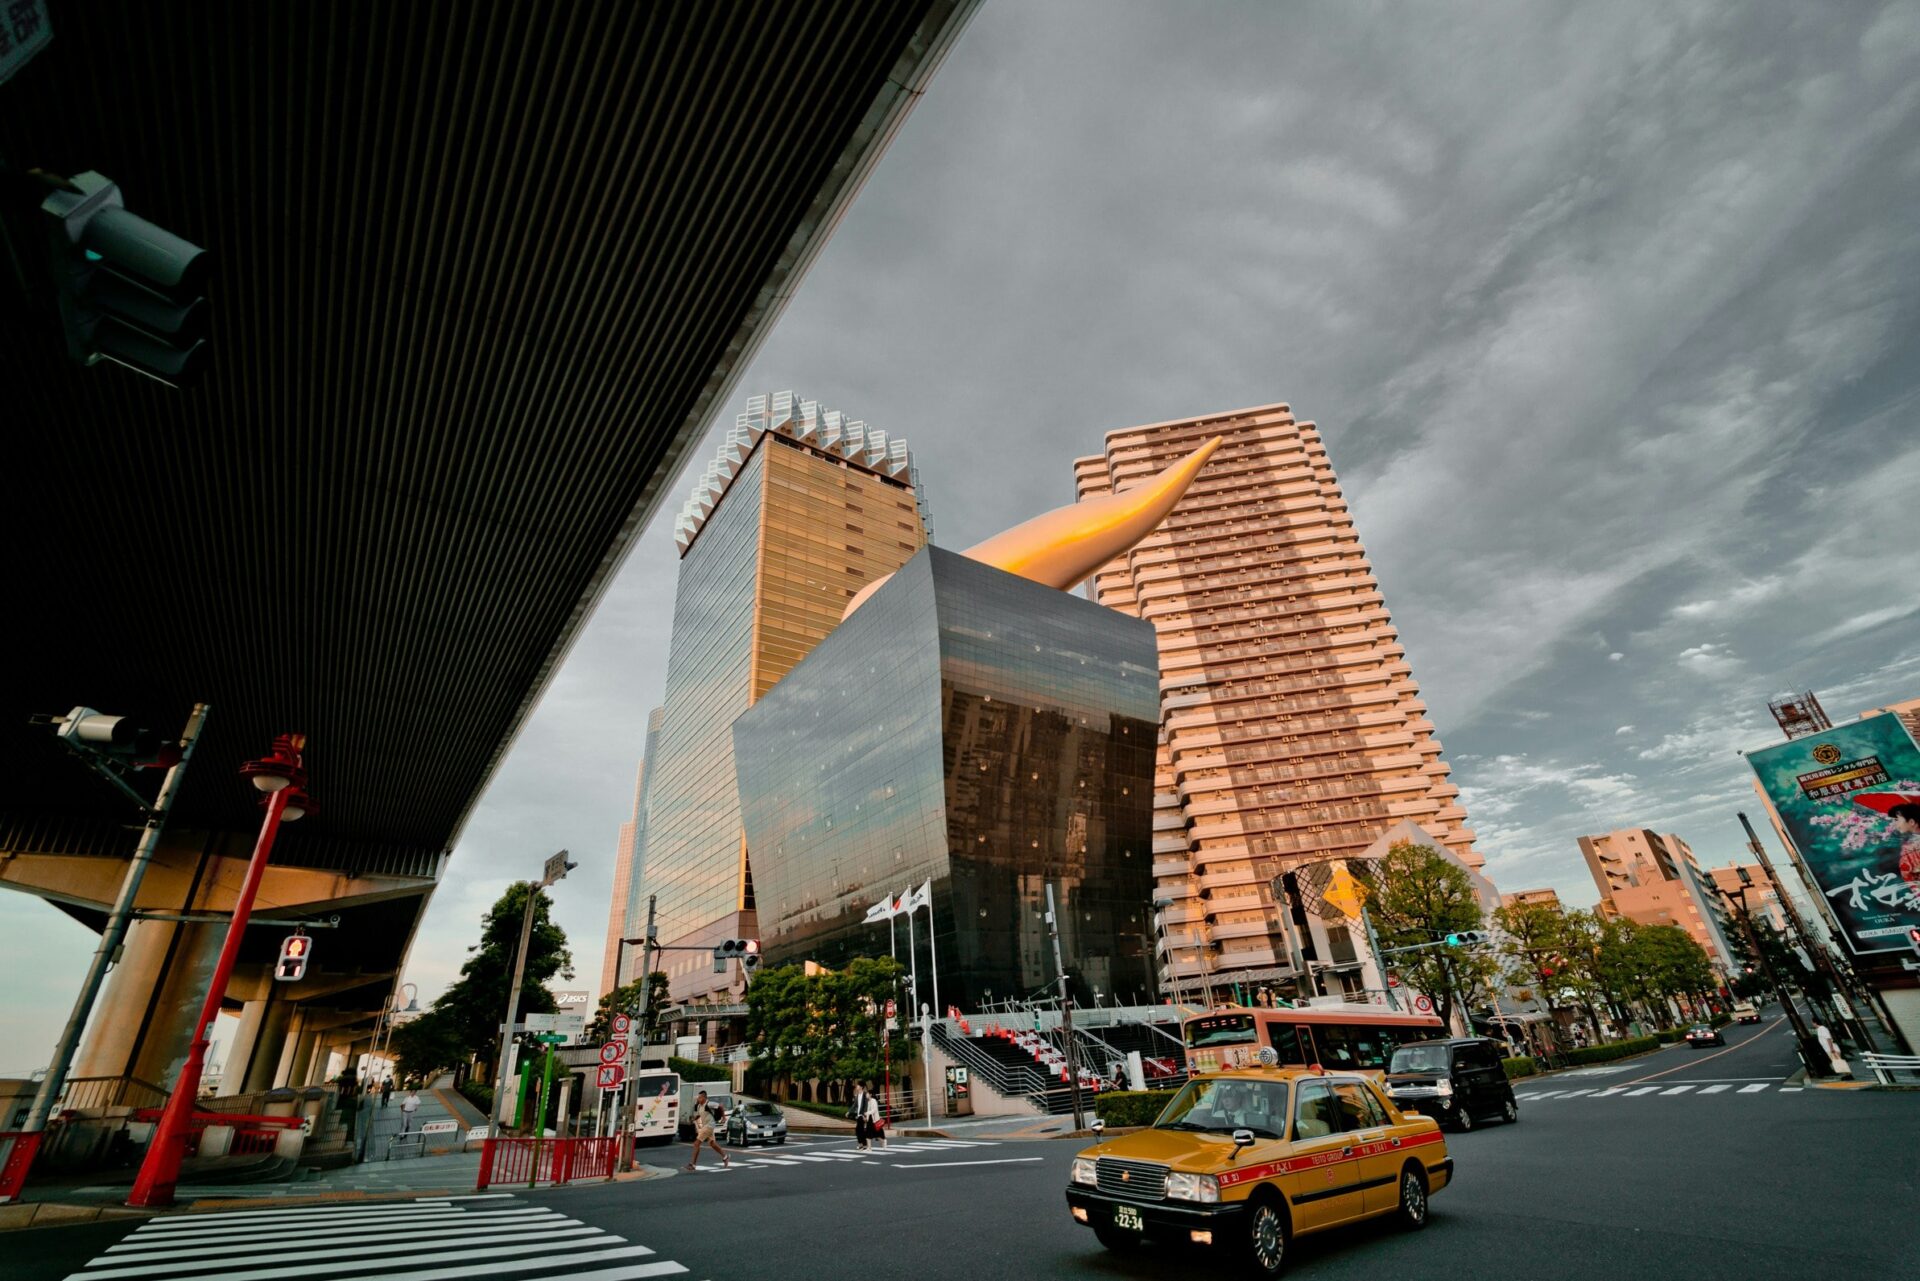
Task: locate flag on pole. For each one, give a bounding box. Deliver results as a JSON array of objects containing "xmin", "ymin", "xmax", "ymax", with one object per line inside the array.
[
  {"xmin": 863, "ymin": 897, "xmax": 893, "ymax": 924},
  {"xmin": 906, "ymin": 880, "xmax": 932, "ymax": 913},
  {"xmin": 865, "ymin": 888, "xmax": 912, "ymax": 923}
]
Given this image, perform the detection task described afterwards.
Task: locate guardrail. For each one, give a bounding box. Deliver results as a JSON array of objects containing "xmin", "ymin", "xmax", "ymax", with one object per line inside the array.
[
  {"xmin": 130, "ymin": 1109, "xmax": 304, "ymax": 1157},
  {"xmin": 60, "ymin": 1075, "xmax": 170, "ymax": 1111},
  {"xmin": 1861, "ymin": 1052, "xmax": 1920, "ymax": 1085},
  {"xmin": 476, "ymin": 1136, "xmax": 618, "ymax": 1189}
]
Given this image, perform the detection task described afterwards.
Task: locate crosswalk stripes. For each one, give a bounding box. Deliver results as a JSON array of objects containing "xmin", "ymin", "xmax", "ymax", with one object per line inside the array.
[
  {"xmin": 66, "ymin": 1195, "xmax": 688, "ymax": 1281},
  {"xmin": 685, "ymin": 1138, "xmax": 999, "ymax": 1173},
  {"xmin": 1516, "ymin": 1080, "xmax": 1804, "ymax": 1102}
]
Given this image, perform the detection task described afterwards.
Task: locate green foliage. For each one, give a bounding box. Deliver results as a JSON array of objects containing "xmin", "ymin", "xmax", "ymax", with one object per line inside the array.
[
  {"xmin": 1654, "ymin": 1027, "xmax": 1684, "ymax": 1044},
  {"xmin": 458, "ymin": 1078, "xmax": 494, "ymax": 1114},
  {"xmin": 745, "ymin": 958, "xmax": 912, "ymax": 1089},
  {"xmin": 1093, "ymin": 1090, "xmax": 1178, "ymax": 1128},
  {"xmin": 586, "ymin": 971, "xmax": 670, "ymax": 1043},
  {"xmin": 1709, "ymin": 1012, "xmax": 1731, "ymax": 1028},
  {"xmin": 388, "ymin": 1009, "xmax": 467, "ymax": 1083},
  {"xmin": 1369, "ymin": 841, "xmax": 1496, "ymax": 1031},
  {"xmin": 1501, "ymin": 1056, "xmax": 1538, "ymax": 1079},
  {"xmin": 671, "ymin": 1056, "xmax": 730, "ymax": 1082},
  {"xmin": 392, "ymin": 882, "xmax": 573, "ymax": 1084},
  {"xmin": 1562, "ymin": 1036, "xmax": 1659, "ymax": 1065}
]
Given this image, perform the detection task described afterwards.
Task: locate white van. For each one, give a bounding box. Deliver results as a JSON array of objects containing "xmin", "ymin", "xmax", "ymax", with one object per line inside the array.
[
  {"xmin": 677, "ymin": 1082, "xmax": 734, "ymax": 1141},
  {"xmin": 629, "ymin": 1070, "xmax": 681, "ymax": 1146}
]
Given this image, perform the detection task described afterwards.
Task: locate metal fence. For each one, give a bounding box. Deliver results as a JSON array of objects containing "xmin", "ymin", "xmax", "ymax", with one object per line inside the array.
[{"xmin": 476, "ymin": 1136, "xmax": 619, "ymax": 1190}]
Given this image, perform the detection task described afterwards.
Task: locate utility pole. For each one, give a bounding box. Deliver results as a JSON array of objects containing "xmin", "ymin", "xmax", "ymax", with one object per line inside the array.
[
  {"xmin": 491, "ymin": 851, "xmax": 574, "ymax": 1132},
  {"xmin": 1722, "ymin": 881, "xmax": 1823, "ymax": 1076},
  {"xmin": 1044, "ymin": 883, "xmax": 1085, "ymax": 1132},
  {"xmin": 1357, "ymin": 902, "xmax": 1401, "ymax": 1012},
  {"xmin": 617, "ymin": 894, "xmax": 657, "ymax": 1173},
  {"xmin": 26, "ymin": 703, "xmax": 208, "ymax": 1135},
  {"xmin": 1738, "ymin": 812, "xmax": 1877, "ymax": 1048}
]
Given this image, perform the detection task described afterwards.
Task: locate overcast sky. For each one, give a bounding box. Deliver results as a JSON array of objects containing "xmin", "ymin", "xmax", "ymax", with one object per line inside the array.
[{"xmin": 6, "ymin": 1, "xmax": 1918, "ymax": 1061}]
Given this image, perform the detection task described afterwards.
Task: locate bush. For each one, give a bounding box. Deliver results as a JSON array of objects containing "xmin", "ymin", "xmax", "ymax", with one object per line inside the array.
[
  {"xmin": 1654, "ymin": 1028, "xmax": 1684, "ymax": 1044},
  {"xmin": 1094, "ymin": 1090, "xmax": 1177, "ymax": 1128},
  {"xmin": 458, "ymin": 1079, "xmax": 493, "ymax": 1114},
  {"xmin": 1562, "ymin": 1036, "xmax": 1659, "ymax": 1065},
  {"xmin": 671, "ymin": 1056, "xmax": 730, "ymax": 1082},
  {"xmin": 1502, "ymin": 1056, "xmax": 1539, "ymax": 1079},
  {"xmin": 1709, "ymin": 1012, "xmax": 1731, "ymax": 1028}
]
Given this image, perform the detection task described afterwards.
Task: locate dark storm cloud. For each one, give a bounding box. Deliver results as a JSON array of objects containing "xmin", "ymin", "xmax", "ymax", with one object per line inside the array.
[{"xmin": 17, "ymin": 4, "xmax": 1912, "ymax": 1048}]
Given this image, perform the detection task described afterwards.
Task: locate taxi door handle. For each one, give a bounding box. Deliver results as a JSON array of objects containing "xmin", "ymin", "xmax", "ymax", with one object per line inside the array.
[
  {"xmin": 1340, "ymin": 1146, "xmax": 1354, "ymax": 1157},
  {"xmin": 1390, "ymin": 1137, "xmax": 1402, "ymax": 1148}
]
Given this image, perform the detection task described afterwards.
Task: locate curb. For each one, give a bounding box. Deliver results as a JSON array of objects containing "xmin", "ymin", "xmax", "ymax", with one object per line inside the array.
[{"xmin": 0, "ymin": 1202, "xmax": 154, "ymax": 1234}]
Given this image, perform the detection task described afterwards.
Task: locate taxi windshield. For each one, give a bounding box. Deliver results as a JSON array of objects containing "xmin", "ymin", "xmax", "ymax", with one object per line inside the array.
[
  {"xmin": 1388, "ymin": 1045, "xmax": 1450, "ymax": 1075},
  {"xmin": 1154, "ymin": 1078, "xmax": 1289, "ymax": 1139}
]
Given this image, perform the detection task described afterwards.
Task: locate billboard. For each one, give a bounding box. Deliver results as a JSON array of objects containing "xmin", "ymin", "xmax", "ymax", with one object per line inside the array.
[{"xmin": 1746, "ymin": 712, "xmax": 1920, "ymax": 956}]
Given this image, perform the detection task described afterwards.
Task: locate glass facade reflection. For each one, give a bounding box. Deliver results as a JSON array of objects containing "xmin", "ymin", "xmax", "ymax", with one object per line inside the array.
[
  {"xmin": 733, "ymin": 546, "xmax": 1162, "ymax": 1008},
  {"xmin": 633, "ymin": 394, "xmax": 931, "ymax": 998}
]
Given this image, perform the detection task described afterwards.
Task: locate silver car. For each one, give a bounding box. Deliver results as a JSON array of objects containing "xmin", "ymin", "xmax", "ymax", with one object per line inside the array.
[{"xmin": 725, "ymin": 1100, "xmax": 789, "ymax": 1147}]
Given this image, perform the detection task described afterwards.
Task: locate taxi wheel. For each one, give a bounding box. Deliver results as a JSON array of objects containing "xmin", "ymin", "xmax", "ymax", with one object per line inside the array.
[
  {"xmin": 1396, "ymin": 1165, "xmax": 1430, "ymax": 1231},
  {"xmin": 1241, "ymin": 1194, "xmax": 1291, "ymax": 1277}
]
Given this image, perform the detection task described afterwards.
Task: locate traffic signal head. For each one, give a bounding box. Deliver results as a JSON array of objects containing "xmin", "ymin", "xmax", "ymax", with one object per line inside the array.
[
  {"xmin": 1444, "ymin": 930, "xmax": 1492, "ymax": 947},
  {"xmin": 275, "ymin": 933, "xmax": 312, "ymax": 981},
  {"xmin": 40, "ymin": 171, "xmax": 208, "ymax": 387},
  {"xmin": 743, "ymin": 940, "xmax": 761, "ymax": 970}
]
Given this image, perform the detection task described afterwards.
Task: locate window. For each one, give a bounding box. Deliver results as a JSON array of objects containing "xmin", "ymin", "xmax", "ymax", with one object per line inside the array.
[{"xmin": 1293, "ymin": 1080, "xmax": 1337, "ymax": 1140}]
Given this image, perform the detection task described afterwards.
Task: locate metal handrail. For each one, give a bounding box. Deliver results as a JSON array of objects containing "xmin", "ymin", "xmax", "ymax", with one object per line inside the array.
[{"xmin": 60, "ymin": 1075, "xmax": 170, "ymax": 1111}]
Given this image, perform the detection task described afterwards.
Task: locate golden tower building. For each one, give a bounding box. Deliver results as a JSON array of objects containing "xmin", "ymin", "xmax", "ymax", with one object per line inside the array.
[
  {"xmin": 1073, "ymin": 401, "xmax": 1480, "ymax": 993},
  {"xmin": 640, "ymin": 392, "xmax": 933, "ymax": 1000}
]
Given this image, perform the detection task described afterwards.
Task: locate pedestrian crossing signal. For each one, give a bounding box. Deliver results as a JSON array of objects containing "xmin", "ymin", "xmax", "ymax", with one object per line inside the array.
[
  {"xmin": 275, "ymin": 933, "xmax": 311, "ymax": 981},
  {"xmin": 1443, "ymin": 930, "xmax": 1491, "ymax": 947}
]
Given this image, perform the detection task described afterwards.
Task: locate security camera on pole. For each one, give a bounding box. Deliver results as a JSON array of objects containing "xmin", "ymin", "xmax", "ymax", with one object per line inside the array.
[{"xmin": 490, "ymin": 850, "xmax": 575, "ymax": 1133}]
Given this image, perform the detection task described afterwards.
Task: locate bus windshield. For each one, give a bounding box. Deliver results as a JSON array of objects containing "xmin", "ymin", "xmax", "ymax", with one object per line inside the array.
[{"xmin": 1185, "ymin": 1014, "xmax": 1258, "ymax": 1048}]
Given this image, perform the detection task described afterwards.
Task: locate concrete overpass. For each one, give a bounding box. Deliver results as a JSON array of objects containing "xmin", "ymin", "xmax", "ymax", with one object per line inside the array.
[{"xmin": 0, "ymin": 0, "xmax": 977, "ymax": 1115}]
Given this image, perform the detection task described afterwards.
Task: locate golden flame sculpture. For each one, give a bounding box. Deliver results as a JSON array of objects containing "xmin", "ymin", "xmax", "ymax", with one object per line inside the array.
[{"xmin": 844, "ymin": 436, "xmax": 1222, "ymax": 618}]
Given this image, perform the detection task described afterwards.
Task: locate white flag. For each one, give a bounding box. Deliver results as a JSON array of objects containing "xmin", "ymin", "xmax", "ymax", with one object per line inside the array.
[
  {"xmin": 863, "ymin": 897, "xmax": 895, "ymax": 924},
  {"xmin": 906, "ymin": 879, "xmax": 932, "ymax": 913}
]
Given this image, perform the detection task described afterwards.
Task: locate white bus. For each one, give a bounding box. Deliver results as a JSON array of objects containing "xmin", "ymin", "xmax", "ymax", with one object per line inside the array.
[{"xmin": 630, "ymin": 1070, "xmax": 680, "ymax": 1146}]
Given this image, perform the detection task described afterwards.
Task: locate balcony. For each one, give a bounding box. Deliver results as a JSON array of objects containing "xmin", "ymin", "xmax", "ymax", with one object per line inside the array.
[
  {"xmin": 1152, "ymin": 857, "xmax": 1193, "ymax": 879},
  {"xmin": 1210, "ymin": 916, "xmax": 1280, "ymax": 941}
]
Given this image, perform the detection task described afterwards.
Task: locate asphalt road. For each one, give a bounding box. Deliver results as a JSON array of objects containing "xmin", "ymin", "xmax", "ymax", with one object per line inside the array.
[{"xmin": 18, "ymin": 1017, "xmax": 1914, "ymax": 1280}]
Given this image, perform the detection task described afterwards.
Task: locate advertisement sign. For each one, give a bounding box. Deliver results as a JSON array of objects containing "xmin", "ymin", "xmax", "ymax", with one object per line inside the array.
[{"xmin": 1745, "ymin": 713, "xmax": 1920, "ymax": 956}]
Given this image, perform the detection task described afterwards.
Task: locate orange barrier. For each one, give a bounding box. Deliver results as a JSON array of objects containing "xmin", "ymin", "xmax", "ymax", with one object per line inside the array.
[{"xmin": 476, "ymin": 1136, "xmax": 620, "ymax": 1190}]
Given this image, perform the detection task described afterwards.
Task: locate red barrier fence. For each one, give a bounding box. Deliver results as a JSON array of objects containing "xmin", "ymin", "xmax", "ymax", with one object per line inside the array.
[
  {"xmin": 1, "ymin": 1132, "xmax": 44, "ymax": 1204},
  {"xmin": 476, "ymin": 1137, "xmax": 620, "ymax": 1190},
  {"xmin": 130, "ymin": 1109, "xmax": 305, "ymax": 1157}
]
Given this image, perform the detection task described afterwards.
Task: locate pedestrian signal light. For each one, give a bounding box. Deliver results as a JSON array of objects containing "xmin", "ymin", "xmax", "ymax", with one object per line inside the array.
[
  {"xmin": 275, "ymin": 932, "xmax": 311, "ymax": 981},
  {"xmin": 1444, "ymin": 930, "xmax": 1491, "ymax": 947}
]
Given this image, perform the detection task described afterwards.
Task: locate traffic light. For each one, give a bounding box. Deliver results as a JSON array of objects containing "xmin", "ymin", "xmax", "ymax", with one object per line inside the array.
[
  {"xmin": 743, "ymin": 939, "xmax": 761, "ymax": 970},
  {"xmin": 39, "ymin": 170, "xmax": 208, "ymax": 387},
  {"xmin": 275, "ymin": 932, "xmax": 312, "ymax": 982},
  {"xmin": 712, "ymin": 938, "xmax": 759, "ymax": 972},
  {"xmin": 1443, "ymin": 930, "xmax": 1491, "ymax": 947}
]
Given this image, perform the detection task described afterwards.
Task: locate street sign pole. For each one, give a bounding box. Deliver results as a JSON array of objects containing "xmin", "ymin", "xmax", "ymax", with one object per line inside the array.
[
  {"xmin": 1357, "ymin": 903, "xmax": 1401, "ymax": 1011},
  {"xmin": 491, "ymin": 851, "xmax": 573, "ymax": 1132}
]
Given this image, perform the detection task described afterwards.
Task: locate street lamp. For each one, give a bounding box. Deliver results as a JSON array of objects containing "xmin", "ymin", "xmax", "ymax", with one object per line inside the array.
[
  {"xmin": 128, "ymin": 733, "xmax": 311, "ymax": 1208},
  {"xmin": 1719, "ymin": 880, "xmax": 1824, "ymax": 1078},
  {"xmin": 489, "ymin": 850, "xmax": 576, "ymax": 1133}
]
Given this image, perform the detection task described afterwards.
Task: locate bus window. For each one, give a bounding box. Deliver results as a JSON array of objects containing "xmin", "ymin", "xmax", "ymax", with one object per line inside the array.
[
  {"xmin": 1316, "ymin": 1024, "xmax": 1408, "ymax": 1072},
  {"xmin": 1262, "ymin": 1020, "xmax": 1306, "ymax": 1065},
  {"xmin": 1185, "ymin": 1014, "xmax": 1258, "ymax": 1048}
]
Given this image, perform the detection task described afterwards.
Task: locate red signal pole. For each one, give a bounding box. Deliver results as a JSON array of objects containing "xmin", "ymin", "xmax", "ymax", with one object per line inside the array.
[{"xmin": 128, "ymin": 734, "xmax": 311, "ymax": 1208}]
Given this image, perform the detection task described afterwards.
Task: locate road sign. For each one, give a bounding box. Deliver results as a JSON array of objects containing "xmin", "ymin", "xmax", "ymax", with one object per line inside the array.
[
  {"xmin": 611, "ymin": 1013, "xmax": 632, "ymax": 1035},
  {"xmin": 523, "ymin": 1011, "xmax": 585, "ymax": 1035},
  {"xmin": 597, "ymin": 1063, "xmax": 625, "ymax": 1090},
  {"xmin": 884, "ymin": 998, "xmax": 896, "ymax": 1018},
  {"xmin": 1412, "ymin": 994, "xmax": 1435, "ymax": 1015},
  {"xmin": 1323, "ymin": 863, "xmax": 1368, "ymax": 920},
  {"xmin": 533, "ymin": 1033, "xmax": 567, "ymax": 1044},
  {"xmin": 543, "ymin": 850, "xmax": 573, "ymax": 884},
  {"xmin": 419, "ymin": 1119, "xmax": 458, "ymax": 1136},
  {"xmin": 599, "ymin": 1039, "xmax": 627, "ymax": 1065}
]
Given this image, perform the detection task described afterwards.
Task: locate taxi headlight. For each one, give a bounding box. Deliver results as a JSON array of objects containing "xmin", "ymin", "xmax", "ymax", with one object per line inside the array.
[
  {"xmin": 1166, "ymin": 1172, "xmax": 1221, "ymax": 1204},
  {"xmin": 1434, "ymin": 1079, "xmax": 1454, "ymax": 1097},
  {"xmin": 1071, "ymin": 1158, "xmax": 1098, "ymax": 1186}
]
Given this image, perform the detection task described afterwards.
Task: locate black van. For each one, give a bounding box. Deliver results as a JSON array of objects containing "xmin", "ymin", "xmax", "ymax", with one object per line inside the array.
[{"xmin": 1382, "ymin": 1037, "xmax": 1517, "ymax": 1131}]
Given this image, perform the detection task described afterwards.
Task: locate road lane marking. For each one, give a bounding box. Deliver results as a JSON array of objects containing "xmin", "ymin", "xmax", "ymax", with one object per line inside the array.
[
  {"xmin": 1620, "ymin": 1017, "xmax": 1785, "ymax": 1086},
  {"xmin": 1739, "ymin": 1084, "xmax": 1769, "ymax": 1093},
  {"xmin": 1699, "ymin": 1084, "xmax": 1731, "ymax": 1094},
  {"xmin": 1779, "ymin": 1087, "xmax": 1803, "ymax": 1092},
  {"xmin": 113, "ymin": 1210, "xmax": 555, "ymax": 1243},
  {"xmin": 101, "ymin": 1218, "xmax": 590, "ymax": 1262},
  {"xmin": 1625, "ymin": 1086, "xmax": 1662, "ymax": 1096},
  {"xmin": 892, "ymin": 1158, "xmax": 1045, "ymax": 1169},
  {"xmin": 1558, "ymin": 1089, "xmax": 1593, "ymax": 1098},
  {"xmin": 1593, "ymin": 1087, "xmax": 1629, "ymax": 1097},
  {"xmin": 84, "ymin": 1227, "xmax": 615, "ymax": 1277},
  {"xmin": 1660, "ymin": 1085, "xmax": 1695, "ymax": 1095}
]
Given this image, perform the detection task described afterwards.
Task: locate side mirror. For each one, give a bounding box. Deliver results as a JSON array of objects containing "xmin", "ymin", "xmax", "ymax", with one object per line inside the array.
[{"xmin": 1232, "ymin": 1128, "xmax": 1255, "ymax": 1148}]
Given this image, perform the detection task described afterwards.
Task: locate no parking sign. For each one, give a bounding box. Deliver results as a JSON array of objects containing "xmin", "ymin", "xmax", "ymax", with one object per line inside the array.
[{"xmin": 1412, "ymin": 994, "xmax": 1434, "ymax": 1015}]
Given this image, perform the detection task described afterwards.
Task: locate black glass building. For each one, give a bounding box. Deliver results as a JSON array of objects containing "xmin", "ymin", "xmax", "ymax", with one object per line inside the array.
[{"xmin": 732, "ymin": 546, "xmax": 1160, "ymax": 1009}]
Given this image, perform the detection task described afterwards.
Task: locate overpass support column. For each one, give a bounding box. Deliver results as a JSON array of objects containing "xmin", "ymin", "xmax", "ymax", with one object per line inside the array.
[
  {"xmin": 240, "ymin": 997, "xmax": 294, "ymax": 1093},
  {"xmin": 70, "ymin": 915, "xmax": 223, "ymax": 1090}
]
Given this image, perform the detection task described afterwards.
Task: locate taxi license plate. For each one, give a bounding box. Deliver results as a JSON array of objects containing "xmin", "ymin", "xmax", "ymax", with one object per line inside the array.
[{"xmin": 1113, "ymin": 1205, "xmax": 1144, "ymax": 1232}]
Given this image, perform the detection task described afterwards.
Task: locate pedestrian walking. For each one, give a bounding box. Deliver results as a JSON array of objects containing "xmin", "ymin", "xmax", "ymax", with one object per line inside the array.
[
  {"xmin": 1812, "ymin": 1021, "xmax": 1852, "ymax": 1078},
  {"xmin": 380, "ymin": 1077, "xmax": 393, "ymax": 1108},
  {"xmin": 851, "ymin": 1080, "xmax": 881, "ymax": 1151},
  {"xmin": 683, "ymin": 1089, "xmax": 729, "ymax": 1171},
  {"xmin": 400, "ymin": 1087, "xmax": 420, "ymax": 1132}
]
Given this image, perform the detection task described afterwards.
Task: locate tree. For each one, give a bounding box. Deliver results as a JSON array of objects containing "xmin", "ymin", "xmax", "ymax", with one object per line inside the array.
[
  {"xmin": 1633, "ymin": 925, "xmax": 1717, "ymax": 1017},
  {"xmin": 414, "ymin": 882, "xmax": 573, "ymax": 1081},
  {"xmin": 1367, "ymin": 840, "xmax": 1496, "ymax": 1033},
  {"xmin": 387, "ymin": 1009, "xmax": 467, "ymax": 1084},
  {"xmin": 745, "ymin": 957, "xmax": 910, "ymax": 1100},
  {"xmin": 585, "ymin": 971, "xmax": 670, "ymax": 1043}
]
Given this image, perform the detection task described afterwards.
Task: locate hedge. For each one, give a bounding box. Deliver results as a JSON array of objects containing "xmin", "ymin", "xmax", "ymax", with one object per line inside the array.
[
  {"xmin": 1501, "ymin": 1056, "xmax": 1539, "ymax": 1080},
  {"xmin": 1561, "ymin": 1036, "xmax": 1659, "ymax": 1065},
  {"xmin": 1654, "ymin": 1028, "xmax": 1684, "ymax": 1045},
  {"xmin": 671, "ymin": 1056, "xmax": 731, "ymax": 1082},
  {"xmin": 1709, "ymin": 1012, "xmax": 1731, "ymax": 1028},
  {"xmin": 458, "ymin": 1079, "xmax": 493, "ymax": 1113},
  {"xmin": 1094, "ymin": 1090, "xmax": 1177, "ymax": 1128}
]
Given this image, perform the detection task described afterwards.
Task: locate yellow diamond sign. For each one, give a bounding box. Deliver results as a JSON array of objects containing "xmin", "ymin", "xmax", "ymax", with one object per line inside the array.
[{"xmin": 1323, "ymin": 863, "xmax": 1368, "ymax": 920}]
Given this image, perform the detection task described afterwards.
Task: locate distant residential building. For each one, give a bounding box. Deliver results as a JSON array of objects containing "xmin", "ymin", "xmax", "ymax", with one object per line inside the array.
[
  {"xmin": 1073, "ymin": 401, "xmax": 1482, "ymax": 998},
  {"xmin": 1860, "ymin": 695, "xmax": 1920, "ymax": 744},
  {"xmin": 638, "ymin": 393, "xmax": 933, "ymax": 1000},
  {"xmin": 1580, "ymin": 828, "xmax": 1738, "ymax": 970},
  {"xmin": 1501, "ymin": 888, "xmax": 1563, "ymax": 913}
]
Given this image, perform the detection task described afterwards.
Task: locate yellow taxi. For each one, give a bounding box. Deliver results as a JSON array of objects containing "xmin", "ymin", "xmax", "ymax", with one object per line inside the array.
[{"xmin": 1066, "ymin": 1052, "xmax": 1452, "ymax": 1276}]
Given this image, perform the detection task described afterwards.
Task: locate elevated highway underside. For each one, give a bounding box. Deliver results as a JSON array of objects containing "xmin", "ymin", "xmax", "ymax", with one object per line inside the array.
[{"xmin": 0, "ymin": 0, "xmax": 975, "ymax": 1097}]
